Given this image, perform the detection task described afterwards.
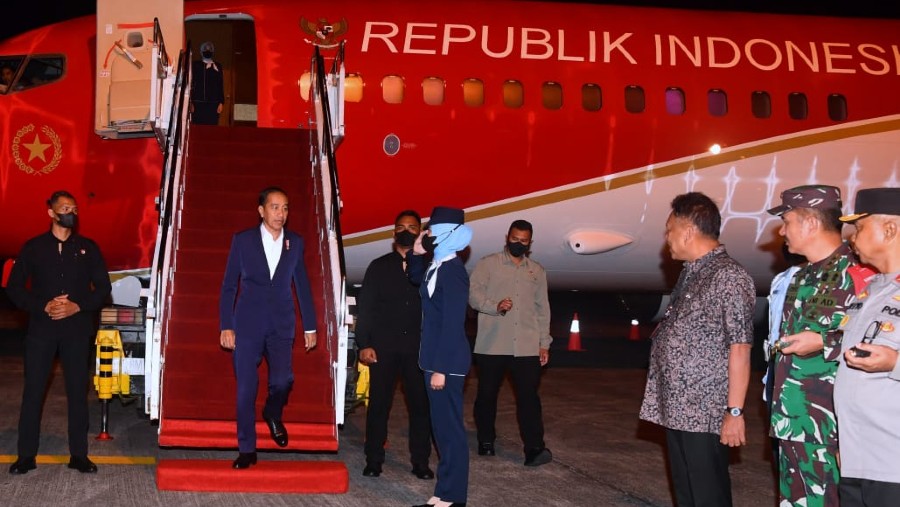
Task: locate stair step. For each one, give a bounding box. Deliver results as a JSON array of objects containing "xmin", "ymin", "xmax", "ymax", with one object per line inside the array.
[{"xmin": 156, "ymin": 458, "xmax": 347, "ymax": 493}]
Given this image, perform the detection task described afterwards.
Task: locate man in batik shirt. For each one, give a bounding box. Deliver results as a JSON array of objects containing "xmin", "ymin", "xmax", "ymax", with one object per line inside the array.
[
  {"xmin": 640, "ymin": 192, "xmax": 755, "ymax": 507},
  {"xmin": 767, "ymin": 185, "xmax": 858, "ymax": 507}
]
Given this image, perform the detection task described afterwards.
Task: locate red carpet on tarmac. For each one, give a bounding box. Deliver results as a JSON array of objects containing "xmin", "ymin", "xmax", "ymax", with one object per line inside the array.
[
  {"xmin": 156, "ymin": 459, "xmax": 349, "ymax": 493},
  {"xmin": 156, "ymin": 125, "xmax": 345, "ymax": 493}
]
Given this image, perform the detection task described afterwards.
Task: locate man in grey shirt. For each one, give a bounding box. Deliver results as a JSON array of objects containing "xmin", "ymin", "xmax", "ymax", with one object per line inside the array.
[
  {"xmin": 469, "ymin": 219, "xmax": 552, "ymax": 466},
  {"xmin": 834, "ymin": 187, "xmax": 900, "ymax": 507}
]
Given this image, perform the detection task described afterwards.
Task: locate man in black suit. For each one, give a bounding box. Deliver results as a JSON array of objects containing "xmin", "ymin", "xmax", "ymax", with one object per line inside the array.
[
  {"xmin": 7, "ymin": 190, "xmax": 111, "ymax": 475},
  {"xmin": 356, "ymin": 210, "xmax": 433, "ymax": 480}
]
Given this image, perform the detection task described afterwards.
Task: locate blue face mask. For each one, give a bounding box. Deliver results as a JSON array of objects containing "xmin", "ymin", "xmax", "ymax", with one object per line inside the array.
[{"xmin": 422, "ymin": 225, "xmax": 460, "ymax": 254}]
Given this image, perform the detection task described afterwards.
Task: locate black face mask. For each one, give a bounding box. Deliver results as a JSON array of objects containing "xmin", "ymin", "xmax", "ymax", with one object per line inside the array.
[
  {"xmin": 507, "ymin": 241, "xmax": 529, "ymax": 258},
  {"xmin": 421, "ymin": 235, "xmax": 437, "ymax": 253},
  {"xmin": 395, "ymin": 230, "xmax": 417, "ymax": 247},
  {"xmin": 201, "ymin": 51, "xmax": 213, "ymax": 59},
  {"xmin": 57, "ymin": 212, "xmax": 77, "ymax": 229}
]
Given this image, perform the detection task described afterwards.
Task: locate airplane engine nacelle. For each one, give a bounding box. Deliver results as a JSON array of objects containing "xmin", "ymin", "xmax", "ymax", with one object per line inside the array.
[{"xmin": 566, "ymin": 230, "xmax": 633, "ymax": 255}]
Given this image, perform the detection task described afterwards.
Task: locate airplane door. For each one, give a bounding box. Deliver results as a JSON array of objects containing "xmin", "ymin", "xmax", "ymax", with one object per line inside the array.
[
  {"xmin": 95, "ymin": 0, "xmax": 184, "ymax": 138},
  {"xmin": 185, "ymin": 18, "xmax": 258, "ymax": 127}
]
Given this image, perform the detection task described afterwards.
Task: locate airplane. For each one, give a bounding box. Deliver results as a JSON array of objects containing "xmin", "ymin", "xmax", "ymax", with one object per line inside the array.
[{"xmin": 2, "ymin": 0, "xmax": 899, "ymax": 297}]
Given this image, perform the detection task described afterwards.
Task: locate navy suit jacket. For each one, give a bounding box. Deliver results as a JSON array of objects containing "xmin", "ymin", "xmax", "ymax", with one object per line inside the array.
[
  {"xmin": 219, "ymin": 226, "xmax": 317, "ymax": 339},
  {"xmin": 408, "ymin": 253, "xmax": 471, "ymax": 376}
]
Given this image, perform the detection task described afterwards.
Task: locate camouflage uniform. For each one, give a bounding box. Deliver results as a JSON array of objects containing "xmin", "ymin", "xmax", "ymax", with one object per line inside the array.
[{"xmin": 770, "ymin": 242, "xmax": 856, "ymax": 507}]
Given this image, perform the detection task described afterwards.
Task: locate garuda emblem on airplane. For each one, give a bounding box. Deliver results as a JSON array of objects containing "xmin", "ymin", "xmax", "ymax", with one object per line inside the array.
[
  {"xmin": 12, "ymin": 124, "xmax": 62, "ymax": 176},
  {"xmin": 300, "ymin": 17, "xmax": 349, "ymax": 48}
]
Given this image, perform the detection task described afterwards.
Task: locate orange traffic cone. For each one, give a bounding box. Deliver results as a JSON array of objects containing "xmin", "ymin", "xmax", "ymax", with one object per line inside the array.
[
  {"xmin": 568, "ymin": 312, "xmax": 584, "ymax": 351},
  {"xmin": 629, "ymin": 319, "xmax": 640, "ymax": 341}
]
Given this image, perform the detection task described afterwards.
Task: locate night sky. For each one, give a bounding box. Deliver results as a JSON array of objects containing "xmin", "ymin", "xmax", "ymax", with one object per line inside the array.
[{"xmin": 3, "ymin": 1, "xmax": 900, "ymax": 41}]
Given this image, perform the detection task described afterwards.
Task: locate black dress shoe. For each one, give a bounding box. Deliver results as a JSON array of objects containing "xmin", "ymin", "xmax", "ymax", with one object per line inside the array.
[
  {"xmin": 9, "ymin": 457, "xmax": 36, "ymax": 475},
  {"xmin": 263, "ymin": 416, "xmax": 288, "ymax": 447},
  {"xmin": 524, "ymin": 447, "xmax": 552, "ymax": 467},
  {"xmin": 232, "ymin": 452, "xmax": 258, "ymax": 469},
  {"xmin": 68, "ymin": 456, "xmax": 98, "ymax": 473},
  {"xmin": 477, "ymin": 441, "xmax": 495, "ymax": 456},
  {"xmin": 362, "ymin": 463, "xmax": 382, "ymax": 477},
  {"xmin": 411, "ymin": 464, "xmax": 434, "ymax": 479}
]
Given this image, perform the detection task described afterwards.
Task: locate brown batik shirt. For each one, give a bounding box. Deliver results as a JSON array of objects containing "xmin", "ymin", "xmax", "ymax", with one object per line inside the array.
[{"xmin": 639, "ymin": 246, "xmax": 756, "ymax": 434}]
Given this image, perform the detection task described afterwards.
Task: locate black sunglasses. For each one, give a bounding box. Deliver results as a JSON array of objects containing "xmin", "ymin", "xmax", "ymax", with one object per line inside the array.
[{"xmin": 850, "ymin": 320, "xmax": 883, "ymax": 358}]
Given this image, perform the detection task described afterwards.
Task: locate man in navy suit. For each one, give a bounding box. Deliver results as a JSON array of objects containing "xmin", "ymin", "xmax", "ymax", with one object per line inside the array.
[{"xmin": 219, "ymin": 187, "xmax": 319, "ymax": 469}]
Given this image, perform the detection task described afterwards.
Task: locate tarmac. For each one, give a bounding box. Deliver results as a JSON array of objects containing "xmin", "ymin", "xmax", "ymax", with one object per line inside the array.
[{"xmin": 0, "ymin": 292, "xmax": 779, "ymax": 507}]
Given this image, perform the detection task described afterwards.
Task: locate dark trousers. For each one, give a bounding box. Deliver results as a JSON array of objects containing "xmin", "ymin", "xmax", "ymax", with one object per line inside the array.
[
  {"xmin": 426, "ymin": 372, "xmax": 468, "ymax": 503},
  {"xmin": 233, "ymin": 326, "xmax": 294, "ymax": 453},
  {"xmin": 473, "ymin": 353, "xmax": 544, "ymax": 451},
  {"xmin": 18, "ymin": 331, "xmax": 92, "ymax": 458},
  {"xmin": 665, "ymin": 429, "xmax": 733, "ymax": 507},
  {"xmin": 840, "ymin": 477, "xmax": 900, "ymax": 507},
  {"xmin": 191, "ymin": 101, "xmax": 220, "ymax": 125},
  {"xmin": 364, "ymin": 348, "xmax": 432, "ymax": 466}
]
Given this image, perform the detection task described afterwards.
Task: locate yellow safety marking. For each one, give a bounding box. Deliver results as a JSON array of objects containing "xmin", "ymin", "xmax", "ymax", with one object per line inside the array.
[{"xmin": 0, "ymin": 455, "xmax": 156, "ymax": 465}]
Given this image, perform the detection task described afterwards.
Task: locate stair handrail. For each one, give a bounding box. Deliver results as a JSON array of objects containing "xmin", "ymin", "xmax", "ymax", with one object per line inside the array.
[
  {"xmin": 150, "ymin": 17, "xmax": 173, "ymax": 148},
  {"xmin": 310, "ymin": 43, "xmax": 350, "ymax": 425},
  {"xmin": 143, "ymin": 43, "xmax": 193, "ymax": 420}
]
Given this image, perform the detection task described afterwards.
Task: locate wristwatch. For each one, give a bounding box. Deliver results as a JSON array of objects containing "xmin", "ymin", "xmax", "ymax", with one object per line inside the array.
[{"xmin": 725, "ymin": 406, "xmax": 743, "ymax": 417}]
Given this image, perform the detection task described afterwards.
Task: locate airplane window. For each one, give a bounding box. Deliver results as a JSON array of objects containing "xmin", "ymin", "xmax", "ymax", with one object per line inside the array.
[
  {"xmin": 299, "ymin": 72, "xmax": 311, "ymax": 101},
  {"xmin": 542, "ymin": 82, "xmax": 562, "ymax": 110},
  {"xmin": 422, "ymin": 77, "xmax": 444, "ymax": 106},
  {"xmin": 788, "ymin": 92, "xmax": 808, "ymax": 120},
  {"xmin": 708, "ymin": 89, "xmax": 727, "ymax": 117},
  {"xmin": 827, "ymin": 93, "xmax": 847, "ymax": 121},
  {"xmin": 13, "ymin": 56, "xmax": 65, "ymax": 92},
  {"xmin": 0, "ymin": 56, "xmax": 25, "ymax": 94},
  {"xmin": 462, "ymin": 78, "xmax": 484, "ymax": 107},
  {"xmin": 581, "ymin": 83, "xmax": 602, "ymax": 112},
  {"xmin": 665, "ymin": 87, "xmax": 685, "ymax": 115},
  {"xmin": 382, "ymin": 75, "xmax": 404, "ymax": 104},
  {"xmin": 625, "ymin": 85, "xmax": 645, "ymax": 113},
  {"xmin": 345, "ymin": 74, "xmax": 363, "ymax": 103},
  {"xmin": 503, "ymin": 80, "xmax": 524, "ymax": 108},
  {"xmin": 751, "ymin": 91, "xmax": 771, "ymax": 119}
]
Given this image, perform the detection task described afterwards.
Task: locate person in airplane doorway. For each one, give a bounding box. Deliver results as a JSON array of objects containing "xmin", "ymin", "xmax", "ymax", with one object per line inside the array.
[
  {"xmin": 355, "ymin": 209, "xmax": 434, "ymax": 480},
  {"xmin": 766, "ymin": 185, "xmax": 858, "ymax": 507},
  {"xmin": 190, "ymin": 41, "xmax": 225, "ymax": 125},
  {"xmin": 468, "ymin": 219, "xmax": 553, "ymax": 466},
  {"xmin": 639, "ymin": 192, "xmax": 755, "ymax": 507},
  {"xmin": 219, "ymin": 186, "xmax": 318, "ymax": 469},
  {"xmin": 834, "ymin": 188, "xmax": 900, "ymax": 507},
  {"xmin": 6, "ymin": 190, "xmax": 112, "ymax": 475},
  {"xmin": 407, "ymin": 206, "xmax": 473, "ymax": 507}
]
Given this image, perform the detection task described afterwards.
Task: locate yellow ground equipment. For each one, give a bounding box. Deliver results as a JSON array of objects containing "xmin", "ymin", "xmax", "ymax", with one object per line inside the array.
[{"xmin": 93, "ymin": 329, "xmax": 131, "ymax": 440}]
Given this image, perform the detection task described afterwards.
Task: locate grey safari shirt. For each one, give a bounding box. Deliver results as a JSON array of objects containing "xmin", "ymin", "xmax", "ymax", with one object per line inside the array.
[
  {"xmin": 834, "ymin": 271, "xmax": 900, "ymax": 483},
  {"xmin": 469, "ymin": 250, "xmax": 552, "ymax": 356},
  {"xmin": 640, "ymin": 246, "xmax": 755, "ymax": 434}
]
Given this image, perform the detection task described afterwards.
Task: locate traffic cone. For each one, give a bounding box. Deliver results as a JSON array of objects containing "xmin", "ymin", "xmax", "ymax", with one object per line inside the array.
[
  {"xmin": 629, "ymin": 319, "xmax": 640, "ymax": 341},
  {"xmin": 567, "ymin": 312, "xmax": 584, "ymax": 351}
]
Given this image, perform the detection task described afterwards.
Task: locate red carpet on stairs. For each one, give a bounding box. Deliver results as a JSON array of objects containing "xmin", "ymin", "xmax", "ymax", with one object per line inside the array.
[
  {"xmin": 155, "ymin": 125, "xmax": 344, "ymax": 493},
  {"xmin": 156, "ymin": 459, "xmax": 349, "ymax": 493}
]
